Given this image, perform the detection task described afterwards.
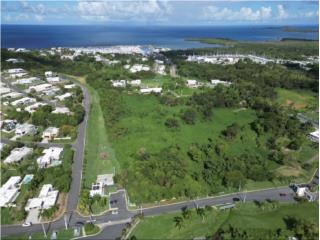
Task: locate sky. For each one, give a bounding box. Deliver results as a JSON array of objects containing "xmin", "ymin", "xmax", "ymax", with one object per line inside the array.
[{"xmin": 1, "ymin": 0, "xmax": 319, "ymax": 26}]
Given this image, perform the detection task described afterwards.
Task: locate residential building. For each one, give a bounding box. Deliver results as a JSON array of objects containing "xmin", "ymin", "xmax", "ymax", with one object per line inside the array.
[
  {"xmin": 1, "ymin": 119, "xmax": 17, "ymax": 132},
  {"xmin": 52, "ymin": 107, "xmax": 70, "ymax": 114},
  {"xmin": 89, "ymin": 182, "xmax": 104, "ymax": 197},
  {"xmin": 4, "ymin": 147, "xmax": 33, "ymax": 164},
  {"xmin": 8, "ymin": 68, "xmax": 25, "ymax": 74},
  {"xmin": 64, "ymin": 84, "xmax": 76, "ymax": 89},
  {"xmin": 12, "ymin": 77, "xmax": 40, "ymax": 85},
  {"xmin": 128, "ymin": 79, "xmax": 141, "ymax": 86},
  {"xmin": 140, "ymin": 87, "xmax": 162, "ymax": 94},
  {"xmin": 46, "ymin": 76, "xmax": 61, "ymax": 83},
  {"xmin": 11, "ymin": 97, "xmax": 36, "ymax": 106},
  {"xmin": 37, "ymin": 147, "xmax": 63, "ymax": 168},
  {"xmin": 186, "ymin": 79, "xmax": 198, "ymax": 88},
  {"xmin": 2, "ymin": 92, "xmax": 23, "ymax": 99},
  {"xmin": 0, "ymin": 176, "xmax": 22, "ymax": 207},
  {"xmin": 210, "ymin": 79, "xmax": 232, "ymax": 87},
  {"xmin": 24, "ymin": 102, "xmax": 47, "ymax": 113},
  {"xmin": 308, "ymin": 130, "xmax": 319, "ymax": 143},
  {"xmin": 42, "ymin": 127, "xmax": 59, "ymax": 140},
  {"xmin": 111, "ymin": 80, "xmax": 126, "ymax": 88},
  {"xmin": 6, "ymin": 58, "xmax": 24, "ymax": 64},
  {"xmin": 25, "ymin": 184, "xmax": 59, "ymax": 211},
  {"xmin": 0, "ymin": 86, "xmax": 11, "ymax": 95},
  {"xmin": 45, "ymin": 71, "xmax": 53, "ymax": 77},
  {"xmin": 55, "ymin": 92, "xmax": 72, "ymax": 101},
  {"xmin": 28, "ymin": 83, "xmax": 53, "ymax": 93},
  {"xmin": 15, "ymin": 123, "xmax": 37, "ymax": 136},
  {"xmin": 129, "ymin": 64, "xmax": 150, "ymax": 73}
]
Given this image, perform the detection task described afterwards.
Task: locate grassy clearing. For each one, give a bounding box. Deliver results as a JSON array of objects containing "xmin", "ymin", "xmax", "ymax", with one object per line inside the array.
[
  {"xmin": 130, "ymin": 202, "xmax": 318, "ymax": 239},
  {"xmin": 83, "ymin": 85, "xmax": 119, "ymax": 188},
  {"xmin": 276, "ymin": 88, "xmax": 318, "ymax": 111},
  {"xmin": 112, "ymin": 94, "xmax": 260, "ymax": 169}
]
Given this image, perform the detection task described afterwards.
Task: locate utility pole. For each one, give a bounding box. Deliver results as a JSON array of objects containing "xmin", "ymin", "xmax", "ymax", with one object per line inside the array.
[
  {"xmin": 41, "ymin": 223, "xmax": 47, "ymax": 239},
  {"xmin": 243, "ymin": 190, "xmax": 247, "ymax": 203},
  {"xmin": 64, "ymin": 212, "xmax": 68, "ymax": 230}
]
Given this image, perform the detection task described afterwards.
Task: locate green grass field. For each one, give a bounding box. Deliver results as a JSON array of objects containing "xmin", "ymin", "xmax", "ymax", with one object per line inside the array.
[
  {"xmin": 276, "ymin": 88, "xmax": 318, "ymax": 112},
  {"xmin": 130, "ymin": 202, "xmax": 318, "ymax": 239},
  {"xmin": 82, "ymin": 85, "xmax": 120, "ymax": 188},
  {"xmin": 112, "ymin": 94, "xmax": 260, "ymax": 169}
]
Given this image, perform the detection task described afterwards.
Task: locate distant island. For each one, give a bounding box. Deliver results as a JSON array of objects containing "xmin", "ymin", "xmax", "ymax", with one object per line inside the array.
[{"xmin": 282, "ymin": 27, "xmax": 319, "ymax": 33}]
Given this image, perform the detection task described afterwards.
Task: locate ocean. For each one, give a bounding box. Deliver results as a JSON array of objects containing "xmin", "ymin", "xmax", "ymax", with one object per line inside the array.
[{"xmin": 1, "ymin": 25, "xmax": 318, "ymax": 50}]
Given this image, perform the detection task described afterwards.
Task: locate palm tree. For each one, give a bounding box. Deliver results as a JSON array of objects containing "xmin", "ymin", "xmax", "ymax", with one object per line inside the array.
[
  {"xmin": 196, "ymin": 207, "xmax": 206, "ymax": 222},
  {"xmin": 173, "ymin": 216, "xmax": 184, "ymax": 230},
  {"xmin": 182, "ymin": 207, "xmax": 192, "ymax": 219}
]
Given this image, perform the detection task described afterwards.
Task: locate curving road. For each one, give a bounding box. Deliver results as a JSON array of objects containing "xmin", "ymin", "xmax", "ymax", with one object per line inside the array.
[{"xmin": 1, "ymin": 82, "xmax": 317, "ymax": 239}]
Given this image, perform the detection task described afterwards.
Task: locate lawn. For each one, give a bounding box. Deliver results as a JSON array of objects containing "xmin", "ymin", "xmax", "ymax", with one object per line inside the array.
[
  {"xmin": 82, "ymin": 85, "xmax": 119, "ymax": 188},
  {"xmin": 130, "ymin": 202, "xmax": 318, "ymax": 239}
]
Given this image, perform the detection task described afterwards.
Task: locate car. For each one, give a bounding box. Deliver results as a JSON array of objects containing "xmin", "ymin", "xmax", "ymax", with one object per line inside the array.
[
  {"xmin": 232, "ymin": 197, "xmax": 240, "ymax": 202},
  {"xmin": 111, "ymin": 210, "xmax": 118, "ymax": 215},
  {"xmin": 22, "ymin": 222, "xmax": 32, "ymax": 227},
  {"xmin": 279, "ymin": 193, "xmax": 287, "ymax": 197}
]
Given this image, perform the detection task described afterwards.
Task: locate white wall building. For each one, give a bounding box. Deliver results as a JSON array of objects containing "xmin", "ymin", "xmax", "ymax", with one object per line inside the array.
[
  {"xmin": 12, "ymin": 77, "xmax": 40, "ymax": 85},
  {"xmin": 128, "ymin": 79, "xmax": 141, "ymax": 86},
  {"xmin": 45, "ymin": 71, "xmax": 53, "ymax": 77},
  {"xmin": 4, "ymin": 147, "xmax": 33, "ymax": 164},
  {"xmin": 89, "ymin": 182, "xmax": 104, "ymax": 197},
  {"xmin": 111, "ymin": 80, "xmax": 126, "ymax": 88},
  {"xmin": 11, "ymin": 97, "xmax": 36, "ymax": 106},
  {"xmin": 0, "ymin": 176, "xmax": 22, "ymax": 207},
  {"xmin": 28, "ymin": 83, "xmax": 53, "ymax": 93},
  {"xmin": 55, "ymin": 93, "xmax": 72, "ymax": 101},
  {"xmin": 25, "ymin": 184, "xmax": 59, "ymax": 211},
  {"xmin": 46, "ymin": 76, "xmax": 61, "ymax": 83},
  {"xmin": 64, "ymin": 84, "xmax": 76, "ymax": 89},
  {"xmin": 15, "ymin": 123, "xmax": 37, "ymax": 136},
  {"xmin": 42, "ymin": 127, "xmax": 59, "ymax": 140},
  {"xmin": 308, "ymin": 130, "xmax": 319, "ymax": 143},
  {"xmin": 186, "ymin": 79, "xmax": 198, "ymax": 88},
  {"xmin": 52, "ymin": 107, "xmax": 70, "ymax": 114},
  {"xmin": 37, "ymin": 147, "xmax": 63, "ymax": 168},
  {"xmin": 210, "ymin": 79, "xmax": 232, "ymax": 87},
  {"xmin": 140, "ymin": 87, "xmax": 162, "ymax": 94},
  {"xmin": 24, "ymin": 102, "xmax": 47, "ymax": 113}
]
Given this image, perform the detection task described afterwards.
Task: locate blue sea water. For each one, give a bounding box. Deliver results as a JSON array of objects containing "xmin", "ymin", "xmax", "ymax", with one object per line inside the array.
[{"xmin": 1, "ymin": 25, "xmax": 318, "ymax": 50}]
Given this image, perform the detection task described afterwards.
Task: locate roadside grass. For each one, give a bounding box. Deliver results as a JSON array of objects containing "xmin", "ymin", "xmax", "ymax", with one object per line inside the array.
[
  {"xmin": 2, "ymin": 228, "xmax": 81, "ymax": 240},
  {"xmin": 130, "ymin": 202, "xmax": 318, "ymax": 239},
  {"xmin": 82, "ymin": 85, "xmax": 119, "ymax": 188}
]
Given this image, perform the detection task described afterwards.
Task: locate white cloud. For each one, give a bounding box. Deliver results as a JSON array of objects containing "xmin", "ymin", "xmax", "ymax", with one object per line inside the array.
[
  {"xmin": 76, "ymin": 0, "xmax": 172, "ymax": 22},
  {"xmin": 276, "ymin": 5, "xmax": 289, "ymax": 20},
  {"xmin": 202, "ymin": 5, "xmax": 272, "ymax": 22},
  {"xmin": 304, "ymin": 10, "xmax": 319, "ymax": 18},
  {"xmin": 35, "ymin": 14, "xmax": 44, "ymax": 22}
]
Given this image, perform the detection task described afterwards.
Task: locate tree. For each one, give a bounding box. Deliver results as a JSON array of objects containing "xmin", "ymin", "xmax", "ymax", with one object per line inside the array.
[
  {"xmin": 173, "ymin": 216, "xmax": 184, "ymax": 230},
  {"xmin": 196, "ymin": 207, "xmax": 206, "ymax": 222},
  {"xmin": 223, "ymin": 170, "xmax": 246, "ymax": 188},
  {"xmin": 164, "ymin": 118, "xmax": 180, "ymax": 129},
  {"xmin": 222, "ymin": 123, "xmax": 240, "ymax": 140},
  {"xmin": 181, "ymin": 108, "xmax": 197, "ymax": 125},
  {"xmin": 181, "ymin": 207, "xmax": 192, "ymax": 219}
]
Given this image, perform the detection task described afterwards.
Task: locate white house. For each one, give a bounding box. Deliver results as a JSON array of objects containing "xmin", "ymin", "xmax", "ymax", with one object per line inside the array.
[
  {"xmin": 8, "ymin": 68, "xmax": 25, "ymax": 74},
  {"xmin": 210, "ymin": 79, "xmax": 232, "ymax": 87},
  {"xmin": 128, "ymin": 79, "xmax": 141, "ymax": 86},
  {"xmin": 12, "ymin": 77, "xmax": 40, "ymax": 85},
  {"xmin": 0, "ymin": 176, "xmax": 22, "ymax": 207},
  {"xmin": 45, "ymin": 71, "xmax": 53, "ymax": 77},
  {"xmin": 11, "ymin": 97, "xmax": 36, "ymax": 106},
  {"xmin": 140, "ymin": 87, "xmax": 162, "ymax": 94},
  {"xmin": 52, "ymin": 107, "xmax": 70, "ymax": 114},
  {"xmin": 15, "ymin": 123, "xmax": 37, "ymax": 136},
  {"xmin": 0, "ymin": 86, "xmax": 11, "ymax": 95},
  {"xmin": 46, "ymin": 76, "xmax": 61, "ymax": 83},
  {"xmin": 25, "ymin": 184, "xmax": 59, "ymax": 211},
  {"xmin": 111, "ymin": 80, "xmax": 126, "ymax": 88},
  {"xmin": 89, "ymin": 182, "xmax": 104, "ymax": 197},
  {"xmin": 42, "ymin": 127, "xmax": 59, "ymax": 140},
  {"xmin": 2, "ymin": 92, "xmax": 24, "ymax": 99},
  {"xmin": 28, "ymin": 83, "xmax": 53, "ymax": 93},
  {"xmin": 37, "ymin": 147, "xmax": 63, "ymax": 168},
  {"xmin": 308, "ymin": 130, "xmax": 319, "ymax": 143},
  {"xmin": 186, "ymin": 80, "xmax": 198, "ymax": 88},
  {"xmin": 64, "ymin": 84, "xmax": 76, "ymax": 89},
  {"xmin": 129, "ymin": 64, "xmax": 150, "ymax": 73},
  {"xmin": 55, "ymin": 92, "xmax": 72, "ymax": 101},
  {"xmin": 4, "ymin": 147, "xmax": 33, "ymax": 164},
  {"xmin": 24, "ymin": 102, "xmax": 47, "ymax": 113},
  {"xmin": 6, "ymin": 58, "xmax": 24, "ymax": 64}
]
